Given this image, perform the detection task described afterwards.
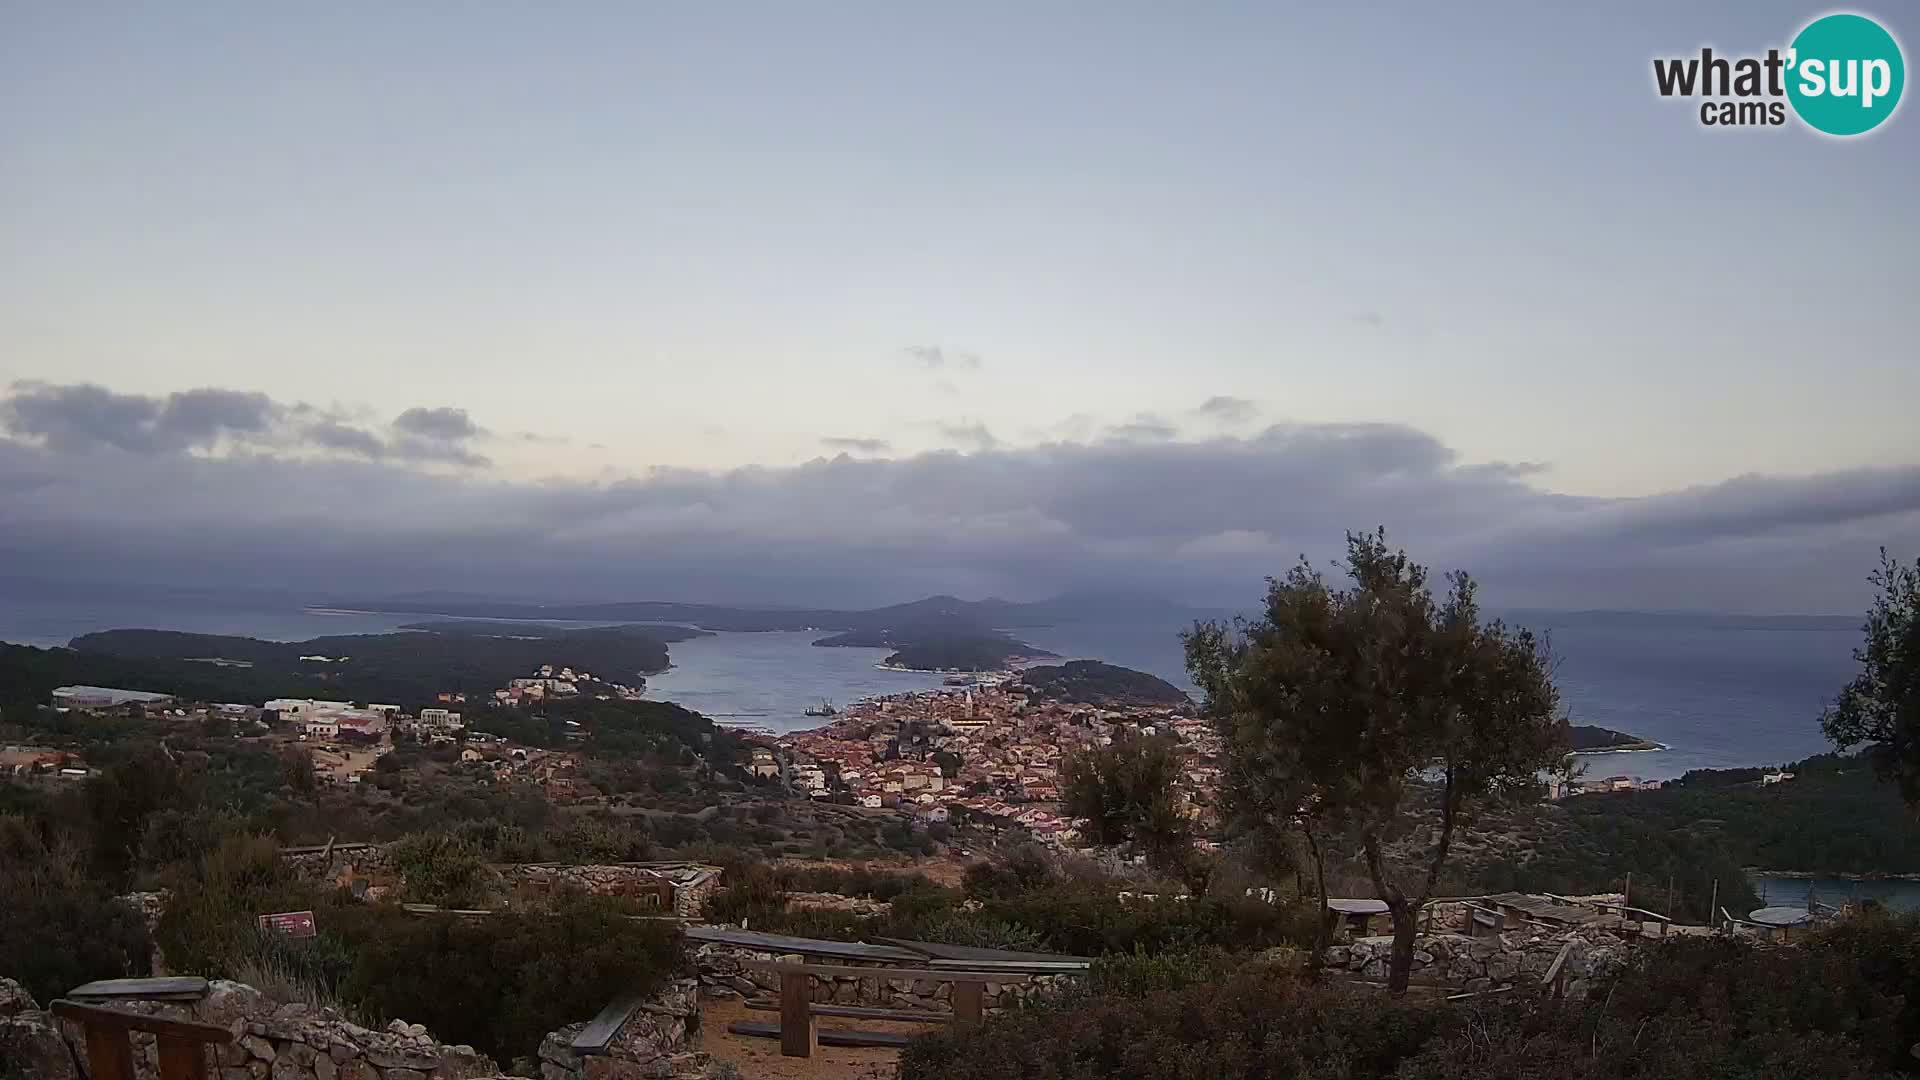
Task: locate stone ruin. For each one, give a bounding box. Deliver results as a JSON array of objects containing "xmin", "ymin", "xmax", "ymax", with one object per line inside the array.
[
  {"xmin": 535, "ymin": 980, "xmax": 714, "ymax": 1080},
  {"xmin": 0, "ymin": 978, "xmax": 729, "ymax": 1080},
  {"xmin": 692, "ymin": 942, "xmax": 1067, "ymax": 1014},
  {"xmin": 0, "ymin": 977, "xmax": 495, "ymax": 1080},
  {"xmin": 1321, "ymin": 929, "xmax": 1626, "ymax": 1000}
]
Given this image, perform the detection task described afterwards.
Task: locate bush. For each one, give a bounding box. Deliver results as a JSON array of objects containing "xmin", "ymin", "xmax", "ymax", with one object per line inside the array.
[
  {"xmin": 1083, "ymin": 947, "xmax": 1243, "ymax": 998},
  {"xmin": 390, "ymin": 831, "xmax": 496, "ymax": 907},
  {"xmin": 0, "ymin": 814, "xmax": 153, "ymax": 1004},
  {"xmin": 899, "ymin": 965, "xmax": 1451, "ymax": 1080},
  {"xmin": 902, "ymin": 926, "xmax": 1920, "ymax": 1080},
  {"xmin": 153, "ymin": 832, "xmax": 323, "ymax": 978},
  {"xmin": 339, "ymin": 895, "xmax": 684, "ymax": 1063}
]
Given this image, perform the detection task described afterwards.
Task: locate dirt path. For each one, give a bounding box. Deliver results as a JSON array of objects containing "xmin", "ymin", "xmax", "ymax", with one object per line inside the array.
[{"xmin": 697, "ymin": 997, "xmax": 930, "ymax": 1080}]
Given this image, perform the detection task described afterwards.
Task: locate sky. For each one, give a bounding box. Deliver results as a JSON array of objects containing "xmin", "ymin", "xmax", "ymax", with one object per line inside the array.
[{"xmin": 1, "ymin": 2, "xmax": 1915, "ymax": 612}]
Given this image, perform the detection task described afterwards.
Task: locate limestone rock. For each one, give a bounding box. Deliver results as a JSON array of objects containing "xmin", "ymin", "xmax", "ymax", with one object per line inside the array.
[
  {"xmin": 0, "ymin": 978, "xmax": 38, "ymax": 1016},
  {"xmin": 198, "ymin": 983, "xmax": 270, "ymax": 1031},
  {"xmin": 0, "ymin": 1011, "xmax": 77, "ymax": 1080}
]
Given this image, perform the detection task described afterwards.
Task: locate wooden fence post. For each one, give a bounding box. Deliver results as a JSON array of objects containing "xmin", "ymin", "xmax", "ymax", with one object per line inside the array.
[
  {"xmin": 779, "ymin": 972, "xmax": 816, "ymax": 1058},
  {"xmin": 952, "ymin": 981, "xmax": 985, "ymax": 1031}
]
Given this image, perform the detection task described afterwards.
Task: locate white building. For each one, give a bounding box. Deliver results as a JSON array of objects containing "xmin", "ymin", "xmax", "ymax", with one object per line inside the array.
[
  {"xmin": 52, "ymin": 686, "xmax": 173, "ymax": 709},
  {"xmin": 267, "ymin": 698, "xmax": 351, "ymax": 719}
]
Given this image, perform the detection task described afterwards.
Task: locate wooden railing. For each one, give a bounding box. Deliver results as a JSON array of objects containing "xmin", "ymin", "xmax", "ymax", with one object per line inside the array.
[{"xmin": 50, "ymin": 1000, "xmax": 232, "ymax": 1080}]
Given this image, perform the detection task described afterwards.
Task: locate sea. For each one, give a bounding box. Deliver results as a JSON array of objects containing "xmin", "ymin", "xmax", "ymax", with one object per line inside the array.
[
  {"xmin": 0, "ymin": 588, "xmax": 1862, "ymax": 778},
  {"xmin": 1, "ymin": 584, "xmax": 1907, "ymax": 905}
]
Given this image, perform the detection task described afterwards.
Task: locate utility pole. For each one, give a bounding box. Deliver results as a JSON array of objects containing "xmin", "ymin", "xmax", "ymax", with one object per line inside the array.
[{"xmin": 1709, "ymin": 879, "xmax": 1720, "ymax": 930}]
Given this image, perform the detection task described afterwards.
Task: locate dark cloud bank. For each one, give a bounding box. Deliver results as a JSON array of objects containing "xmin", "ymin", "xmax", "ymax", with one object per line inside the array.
[{"xmin": 1, "ymin": 381, "xmax": 1915, "ymax": 614}]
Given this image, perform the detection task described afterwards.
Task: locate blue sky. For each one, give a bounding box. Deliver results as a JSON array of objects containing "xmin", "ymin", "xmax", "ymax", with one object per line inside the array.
[{"xmin": 0, "ymin": 3, "xmax": 1915, "ymax": 609}]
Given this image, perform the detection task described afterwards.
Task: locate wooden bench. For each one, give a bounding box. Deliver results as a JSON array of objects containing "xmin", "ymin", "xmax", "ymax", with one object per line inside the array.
[
  {"xmin": 50, "ymin": 1000, "xmax": 232, "ymax": 1080},
  {"xmin": 728, "ymin": 962, "xmax": 1030, "ymax": 1058},
  {"xmin": 567, "ymin": 991, "xmax": 650, "ymax": 1056}
]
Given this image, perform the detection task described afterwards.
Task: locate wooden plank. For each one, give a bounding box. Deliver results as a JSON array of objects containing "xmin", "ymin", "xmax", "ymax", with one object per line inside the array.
[
  {"xmin": 1445, "ymin": 985, "xmax": 1517, "ymax": 1002},
  {"xmin": 156, "ymin": 1035, "xmax": 210, "ymax": 1080},
  {"xmin": 84, "ymin": 1024, "xmax": 137, "ymax": 1080},
  {"xmin": 743, "ymin": 961, "xmax": 1031, "ymax": 983},
  {"xmin": 1541, "ymin": 940, "xmax": 1576, "ymax": 998},
  {"xmin": 779, "ymin": 972, "xmax": 816, "ymax": 1059},
  {"xmin": 952, "ymin": 981, "xmax": 984, "ymax": 1032},
  {"xmin": 50, "ymin": 1002, "xmax": 233, "ymax": 1044},
  {"xmin": 727, "ymin": 1023, "xmax": 912, "ymax": 1050},
  {"xmin": 569, "ymin": 992, "xmax": 649, "ymax": 1055},
  {"xmin": 67, "ymin": 978, "xmax": 210, "ymax": 1001},
  {"xmin": 744, "ymin": 1001, "xmax": 951, "ymax": 1023}
]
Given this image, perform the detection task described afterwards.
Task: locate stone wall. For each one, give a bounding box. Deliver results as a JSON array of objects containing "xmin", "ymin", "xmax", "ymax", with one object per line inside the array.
[
  {"xmin": 280, "ymin": 844, "xmax": 398, "ymax": 887},
  {"xmin": 1324, "ymin": 930, "xmax": 1625, "ymax": 1000},
  {"xmin": 496, "ymin": 865, "xmax": 719, "ymax": 919},
  {"xmin": 4, "ymin": 979, "xmax": 496, "ymax": 1080},
  {"xmin": 535, "ymin": 980, "xmax": 712, "ymax": 1080},
  {"xmin": 278, "ymin": 847, "xmax": 719, "ymax": 919},
  {"xmin": 691, "ymin": 943, "xmax": 1069, "ymax": 1014}
]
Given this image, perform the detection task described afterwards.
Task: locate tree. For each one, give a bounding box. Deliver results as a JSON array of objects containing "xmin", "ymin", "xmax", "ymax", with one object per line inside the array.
[
  {"xmin": 1060, "ymin": 730, "xmax": 1209, "ymax": 893},
  {"xmin": 1821, "ymin": 549, "xmax": 1920, "ymax": 803},
  {"xmin": 1185, "ymin": 530, "xmax": 1566, "ymax": 991}
]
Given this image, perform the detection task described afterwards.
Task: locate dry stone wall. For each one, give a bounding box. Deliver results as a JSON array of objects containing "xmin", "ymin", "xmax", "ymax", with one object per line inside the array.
[
  {"xmin": 15, "ymin": 980, "xmax": 497, "ymax": 1080},
  {"xmin": 692, "ymin": 943, "xmax": 1068, "ymax": 1013},
  {"xmin": 1323, "ymin": 930, "xmax": 1626, "ymax": 1000},
  {"xmin": 534, "ymin": 980, "xmax": 712, "ymax": 1080}
]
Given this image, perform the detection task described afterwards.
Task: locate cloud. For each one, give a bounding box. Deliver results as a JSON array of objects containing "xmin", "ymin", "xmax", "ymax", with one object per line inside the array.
[
  {"xmin": 937, "ymin": 422, "xmax": 1000, "ymax": 450},
  {"xmin": 1, "ymin": 380, "xmax": 1916, "ymax": 613},
  {"xmin": 1354, "ymin": 311, "xmax": 1386, "ymax": 328},
  {"xmin": 394, "ymin": 406, "xmax": 483, "ymax": 442},
  {"xmin": 0, "ymin": 383, "xmax": 493, "ymax": 469},
  {"xmin": 821, "ymin": 436, "xmax": 892, "ymax": 454},
  {"xmin": 1195, "ymin": 396, "xmax": 1258, "ymax": 424},
  {"xmin": 1106, "ymin": 415, "xmax": 1177, "ymax": 442},
  {"xmin": 304, "ymin": 421, "xmax": 388, "ymax": 458},
  {"xmin": 904, "ymin": 345, "xmax": 982, "ymax": 371},
  {"xmin": 0, "ymin": 382, "xmax": 279, "ymax": 455}
]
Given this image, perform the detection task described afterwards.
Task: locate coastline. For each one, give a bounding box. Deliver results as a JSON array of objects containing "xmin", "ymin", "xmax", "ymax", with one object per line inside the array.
[
  {"xmin": 1570, "ymin": 743, "xmax": 1668, "ymax": 756},
  {"xmin": 1749, "ymin": 869, "xmax": 1920, "ymax": 882}
]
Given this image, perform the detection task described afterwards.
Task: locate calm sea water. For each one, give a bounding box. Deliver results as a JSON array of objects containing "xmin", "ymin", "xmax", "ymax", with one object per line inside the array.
[
  {"xmin": 0, "ymin": 589, "xmax": 1863, "ymax": 779},
  {"xmin": 1751, "ymin": 875, "xmax": 1920, "ymax": 912}
]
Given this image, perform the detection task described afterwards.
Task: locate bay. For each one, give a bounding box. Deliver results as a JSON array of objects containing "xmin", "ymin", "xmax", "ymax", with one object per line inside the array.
[
  {"xmin": 0, "ymin": 585, "xmax": 1866, "ymax": 780},
  {"xmin": 1750, "ymin": 874, "xmax": 1920, "ymax": 913}
]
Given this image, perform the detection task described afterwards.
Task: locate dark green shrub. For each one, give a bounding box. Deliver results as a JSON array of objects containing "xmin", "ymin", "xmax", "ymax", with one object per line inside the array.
[
  {"xmin": 0, "ymin": 814, "xmax": 152, "ymax": 1004},
  {"xmin": 338, "ymin": 895, "xmax": 683, "ymax": 1063}
]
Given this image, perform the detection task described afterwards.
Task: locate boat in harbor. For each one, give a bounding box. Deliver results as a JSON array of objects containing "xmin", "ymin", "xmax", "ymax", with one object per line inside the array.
[{"xmin": 803, "ymin": 698, "xmax": 838, "ymax": 717}]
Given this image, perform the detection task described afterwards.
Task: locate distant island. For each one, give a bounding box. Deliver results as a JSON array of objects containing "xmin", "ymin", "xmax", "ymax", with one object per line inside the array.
[
  {"xmin": 24, "ymin": 622, "xmax": 681, "ymax": 708},
  {"xmin": 396, "ymin": 619, "xmax": 712, "ymax": 642},
  {"xmin": 1568, "ymin": 724, "xmax": 1664, "ymax": 753},
  {"xmin": 1015, "ymin": 660, "xmax": 1190, "ymax": 708},
  {"xmin": 813, "ymin": 624, "xmax": 1057, "ymax": 673},
  {"xmin": 326, "ymin": 589, "xmax": 1197, "ymax": 633}
]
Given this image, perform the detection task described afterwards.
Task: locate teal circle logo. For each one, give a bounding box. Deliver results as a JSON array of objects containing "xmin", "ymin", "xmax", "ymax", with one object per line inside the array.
[{"xmin": 1786, "ymin": 13, "xmax": 1905, "ymax": 136}]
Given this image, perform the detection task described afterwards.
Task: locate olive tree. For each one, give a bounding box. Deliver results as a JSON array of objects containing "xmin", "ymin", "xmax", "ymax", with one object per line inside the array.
[
  {"xmin": 1185, "ymin": 530, "xmax": 1566, "ymax": 991},
  {"xmin": 1821, "ymin": 549, "xmax": 1920, "ymax": 802},
  {"xmin": 1061, "ymin": 730, "xmax": 1210, "ymax": 893}
]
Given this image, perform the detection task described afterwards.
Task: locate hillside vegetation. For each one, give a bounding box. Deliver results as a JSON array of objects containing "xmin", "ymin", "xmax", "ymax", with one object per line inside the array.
[
  {"xmin": 1016, "ymin": 660, "xmax": 1189, "ymax": 707},
  {"xmin": 4, "ymin": 623, "xmax": 678, "ymax": 710}
]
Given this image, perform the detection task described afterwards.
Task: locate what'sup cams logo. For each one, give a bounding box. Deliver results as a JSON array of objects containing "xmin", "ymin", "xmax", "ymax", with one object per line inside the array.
[{"xmin": 1654, "ymin": 11, "xmax": 1904, "ymax": 135}]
